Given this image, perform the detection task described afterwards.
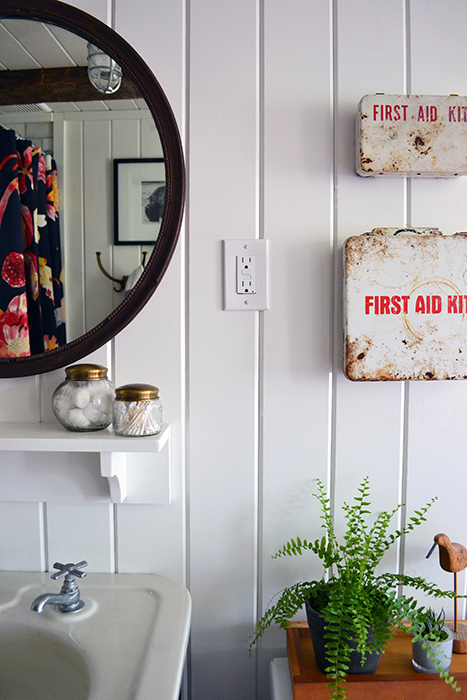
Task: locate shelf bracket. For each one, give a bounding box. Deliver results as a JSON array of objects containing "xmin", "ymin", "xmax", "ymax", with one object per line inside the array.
[
  {"xmin": 100, "ymin": 452, "xmax": 127, "ymax": 503},
  {"xmin": 0, "ymin": 423, "xmax": 171, "ymax": 505}
]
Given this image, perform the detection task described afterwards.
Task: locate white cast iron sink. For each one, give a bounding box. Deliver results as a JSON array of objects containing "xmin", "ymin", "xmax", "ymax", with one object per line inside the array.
[{"xmin": 0, "ymin": 571, "xmax": 191, "ymax": 700}]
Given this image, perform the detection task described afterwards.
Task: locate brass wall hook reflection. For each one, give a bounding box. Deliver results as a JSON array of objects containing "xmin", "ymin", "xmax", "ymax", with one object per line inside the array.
[{"xmin": 95, "ymin": 251, "xmax": 148, "ymax": 293}]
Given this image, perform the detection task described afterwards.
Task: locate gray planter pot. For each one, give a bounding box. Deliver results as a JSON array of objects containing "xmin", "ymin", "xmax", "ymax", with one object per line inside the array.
[
  {"xmin": 305, "ymin": 599, "xmax": 383, "ymax": 675},
  {"xmin": 412, "ymin": 626, "xmax": 454, "ymax": 674}
]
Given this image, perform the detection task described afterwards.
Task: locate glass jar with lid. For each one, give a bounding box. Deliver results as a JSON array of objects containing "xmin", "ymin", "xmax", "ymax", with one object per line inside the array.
[
  {"xmin": 112, "ymin": 383, "xmax": 162, "ymax": 437},
  {"xmin": 52, "ymin": 364, "xmax": 115, "ymax": 432}
]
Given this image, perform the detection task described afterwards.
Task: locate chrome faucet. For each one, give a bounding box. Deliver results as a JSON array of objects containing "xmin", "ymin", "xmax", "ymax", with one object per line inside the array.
[{"xmin": 31, "ymin": 560, "xmax": 88, "ymax": 613}]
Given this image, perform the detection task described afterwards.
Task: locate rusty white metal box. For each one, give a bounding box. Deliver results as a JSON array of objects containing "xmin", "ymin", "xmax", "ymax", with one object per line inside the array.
[
  {"xmin": 344, "ymin": 228, "xmax": 467, "ymax": 381},
  {"xmin": 357, "ymin": 94, "xmax": 467, "ymax": 177}
]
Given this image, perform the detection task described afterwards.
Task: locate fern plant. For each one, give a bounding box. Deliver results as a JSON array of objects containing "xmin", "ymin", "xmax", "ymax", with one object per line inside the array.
[{"xmin": 251, "ymin": 477, "xmax": 461, "ymax": 700}]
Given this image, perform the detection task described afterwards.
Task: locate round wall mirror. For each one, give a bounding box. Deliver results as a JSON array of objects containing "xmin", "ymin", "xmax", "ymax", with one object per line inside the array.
[{"xmin": 0, "ymin": 0, "xmax": 184, "ymax": 377}]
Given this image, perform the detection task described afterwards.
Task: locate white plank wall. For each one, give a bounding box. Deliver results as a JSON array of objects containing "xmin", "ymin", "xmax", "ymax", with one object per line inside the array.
[
  {"xmin": 1, "ymin": 1, "xmax": 467, "ymax": 700},
  {"xmin": 333, "ymin": 1, "xmax": 407, "ymax": 571},
  {"xmin": 405, "ymin": 0, "xmax": 467, "ymax": 616}
]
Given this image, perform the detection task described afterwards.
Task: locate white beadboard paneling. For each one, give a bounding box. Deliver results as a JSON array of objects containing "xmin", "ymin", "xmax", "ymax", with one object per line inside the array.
[
  {"xmin": 111, "ymin": 118, "xmax": 145, "ymax": 300},
  {"xmin": 115, "ymin": 504, "xmax": 185, "ymax": 581},
  {"xmin": 83, "ymin": 119, "xmax": 114, "ymax": 332},
  {"xmin": 62, "ymin": 119, "xmax": 86, "ymax": 342},
  {"xmin": 0, "ymin": 377, "xmax": 40, "ymax": 421},
  {"xmin": 62, "ymin": 111, "xmax": 155, "ymax": 352},
  {"xmin": 0, "ymin": 503, "xmax": 44, "ymax": 571},
  {"xmin": 334, "ymin": 0, "xmax": 407, "ymax": 565},
  {"xmin": 188, "ymin": 0, "xmax": 258, "ymax": 696},
  {"xmin": 114, "ymin": 0, "xmax": 185, "ymax": 122},
  {"xmin": 141, "ymin": 119, "xmax": 163, "ymax": 157},
  {"xmin": 79, "ymin": 345, "xmax": 114, "ymax": 378},
  {"xmin": 260, "ymin": 0, "xmax": 333, "ymax": 688},
  {"xmin": 111, "ymin": 118, "xmax": 140, "ymax": 167},
  {"xmin": 410, "ymin": 0, "xmax": 467, "ymax": 239},
  {"xmin": 405, "ymin": 383, "xmax": 467, "ymax": 618},
  {"xmin": 404, "ymin": 0, "xmax": 467, "ymax": 619},
  {"xmin": 69, "ymin": 0, "xmax": 110, "ymax": 24},
  {"xmin": 410, "ymin": 0, "xmax": 467, "ymax": 96},
  {"xmin": 113, "ymin": 260, "xmax": 185, "ymax": 571},
  {"xmin": 40, "ymin": 367, "xmax": 66, "ymax": 423},
  {"xmin": 112, "ymin": 0, "xmax": 186, "ymax": 622},
  {"xmin": 46, "ymin": 503, "xmax": 115, "ymax": 572},
  {"xmin": 113, "ymin": 256, "xmax": 183, "ymax": 424},
  {"xmin": 0, "ymin": 452, "xmax": 108, "ymax": 502}
]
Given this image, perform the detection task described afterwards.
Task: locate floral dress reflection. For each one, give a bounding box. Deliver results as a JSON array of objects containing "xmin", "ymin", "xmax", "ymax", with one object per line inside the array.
[
  {"xmin": 0, "ymin": 127, "xmax": 66, "ymax": 358},
  {"xmin": 0, "ymin": 128, "xmax": 30, "ymax": 357}
]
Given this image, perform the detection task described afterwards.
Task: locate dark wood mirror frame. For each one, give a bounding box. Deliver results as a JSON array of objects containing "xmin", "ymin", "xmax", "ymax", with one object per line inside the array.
[{"xmin": 0, "ymin": 0, "xmax": 185, "ymax": 377}]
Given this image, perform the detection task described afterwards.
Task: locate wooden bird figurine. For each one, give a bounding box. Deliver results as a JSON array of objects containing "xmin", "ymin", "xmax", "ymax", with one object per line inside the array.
[
  {"xmin": 427, "ymin": 532, "xmax": 467, "ymax": 650},
  {"xmin": 427, "ymin": 533, "xmax": 467, "ymax": 573}
]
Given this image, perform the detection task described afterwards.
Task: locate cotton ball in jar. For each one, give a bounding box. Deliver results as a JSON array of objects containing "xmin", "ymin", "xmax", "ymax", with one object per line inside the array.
[
  {"xmin": 82, "ymin": 402, "xmax": 102, "ymax": 421},
  {"xmin": 67, "ymin": 408, "xmax": 91, "ymax": 429},
  {"xmin": 82, "ymin": 403, "xmax": 109, "ymax": 429},
  {"xmin": 72, "ymin": 387, "xmax": 91, "ymax": 409},
  {"xmin": 88, "ymin": 381, "xmax": 115, "ymax": 412},
  {"xmin": 52, "ymin": 363, "xmax": 115, "ymax": 432},
  {"xmin": 53, "ymin": 391, "xmax": 74, "ymax": 414}
]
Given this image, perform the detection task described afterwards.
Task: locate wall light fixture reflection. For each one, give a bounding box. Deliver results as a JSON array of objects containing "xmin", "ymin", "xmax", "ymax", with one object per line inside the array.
[{"xmin": 87, "ymin": 43, "xmax": 122, "ymax": 94}]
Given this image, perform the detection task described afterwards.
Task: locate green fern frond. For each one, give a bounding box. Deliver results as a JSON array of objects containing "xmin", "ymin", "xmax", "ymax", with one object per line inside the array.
[{"xmin": 251, "ymin": 478, "xmax": 461, "ymax": 700}]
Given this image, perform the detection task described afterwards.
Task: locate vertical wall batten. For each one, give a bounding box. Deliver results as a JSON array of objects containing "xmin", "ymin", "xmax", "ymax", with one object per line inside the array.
[
  {"xmin": 183, "ymin": 3, "xmax": 192, "ymax": 700},
  {"xmin": 254, "ymin": 314, "xmax": 265, "ymax": 698},
  {"xmin": 183, "ymin": 0, "xmax": 192, "ymax": 593},
  {"xmin": 113, "ymin": 504, "xmax": 119, "ymax": 573},
  {"xmin": 397, "ymin": 0, "xmax": 411, "ymax": 585},
  {"xmin": 328, "ymin": 0, "xmax": 339, "ymax": 516},
  {"xmin": 109, "ymin": 0, "xmax": 116, "ymax": 28},
  {"xmin": 254, "ymin": 0, "xmax": 266, "ymax": 694},
  {"xmin": 40, "ymin": 503, "xmax": 48, "ymax": 573},
  {"xmin": 404, "ymin": 0, "xmax": 412, "ymax": 95},
  {"xmin": 397, "ymin": 382, "xmax": 410, "ymax": 584},
  {"xmin": 178, "ymin": 4, "xmax": 189, "ymax": 700},
  {"xmin": 256, "ymin": 0, "xmax": 265, "ymax": 243}
]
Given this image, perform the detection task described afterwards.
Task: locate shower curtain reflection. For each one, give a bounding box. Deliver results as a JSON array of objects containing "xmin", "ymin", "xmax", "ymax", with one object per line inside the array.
[{"xmin": 0, "ymin": 127, "xmax": 65, "ymax": 357}]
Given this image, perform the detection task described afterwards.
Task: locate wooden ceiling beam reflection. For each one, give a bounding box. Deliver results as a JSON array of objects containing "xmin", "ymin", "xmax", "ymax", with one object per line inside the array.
[{"xmin": 0, "ymin": 66, "xmax": 141, "ymax": 105}]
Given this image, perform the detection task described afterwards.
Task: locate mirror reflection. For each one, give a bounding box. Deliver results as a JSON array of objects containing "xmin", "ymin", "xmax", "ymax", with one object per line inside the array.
[{"xmin": 0, "ymin": 18, "xmax": 164, "ymax": 356}]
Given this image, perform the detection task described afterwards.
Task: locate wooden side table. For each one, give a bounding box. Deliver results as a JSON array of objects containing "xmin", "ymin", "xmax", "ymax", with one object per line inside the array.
[{"xmin": 286, "ymin": 622, "xmax": 467, "ymax": 700}]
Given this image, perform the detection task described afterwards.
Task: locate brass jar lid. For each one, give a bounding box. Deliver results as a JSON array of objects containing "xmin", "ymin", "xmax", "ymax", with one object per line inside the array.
[
  {"xmin": 65, "ymin": 363, "xmax": 109, "ymax": 381},
  {"xmin": 115, "ymin": 383, "xmax": 159, "ymax": 401}
]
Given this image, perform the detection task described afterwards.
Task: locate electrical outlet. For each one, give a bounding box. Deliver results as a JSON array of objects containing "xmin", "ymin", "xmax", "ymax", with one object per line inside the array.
[
  {"xmin": 223, "ymin": 240, "xmax": 269, "ymax": 311},
  {"xmin": 236, "ymin": 255, "xmax": 256, "ymax": 294}
]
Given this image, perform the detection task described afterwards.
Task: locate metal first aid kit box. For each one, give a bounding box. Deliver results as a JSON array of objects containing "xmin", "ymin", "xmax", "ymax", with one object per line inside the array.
[
  {"xmin": 344, "ymin": 228, "xmax": 467, "ymax": 381},
  {"xmin": 357, "ymin": 94, "xmax": 467, "ymax": 177}
]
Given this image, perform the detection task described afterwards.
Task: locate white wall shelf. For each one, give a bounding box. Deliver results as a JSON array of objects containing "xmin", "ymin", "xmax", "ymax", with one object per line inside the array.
[{"xmin": 0, "ymin": 423, "xmax": 171, "ymax": 504}]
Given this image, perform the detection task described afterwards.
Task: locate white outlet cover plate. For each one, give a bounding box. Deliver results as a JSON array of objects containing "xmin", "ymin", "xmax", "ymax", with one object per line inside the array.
[{"xmin": 223, "ymin": 239, "xmax": 269, "ymax": 311}]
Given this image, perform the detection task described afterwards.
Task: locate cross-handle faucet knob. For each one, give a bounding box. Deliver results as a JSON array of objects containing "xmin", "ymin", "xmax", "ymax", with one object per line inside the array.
[
  {"xmin": 31, "ymin": 560, "xmax": 88, "ymax": 613},
  {"xmin": 51, "ymin": 560, "xmax": 88, "ymax": 580}
]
